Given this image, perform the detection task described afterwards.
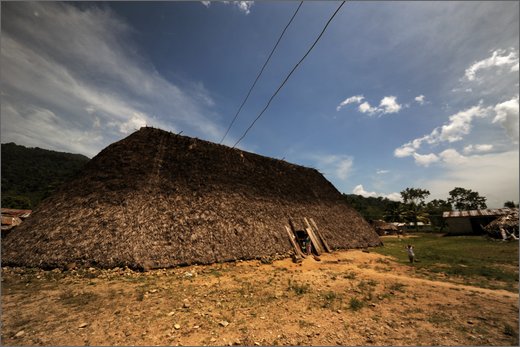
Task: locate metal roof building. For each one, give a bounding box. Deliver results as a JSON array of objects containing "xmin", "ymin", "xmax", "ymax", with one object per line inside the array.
[{"xmin": 443, "ymin": 208, "xmax": 518, "ymax": 235}]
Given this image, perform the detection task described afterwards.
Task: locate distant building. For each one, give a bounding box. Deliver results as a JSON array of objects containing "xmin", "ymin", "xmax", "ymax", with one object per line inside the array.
[
  {"xmin": 1, "ymin": 208, "xmax": 32, "ymax": 237},
  {"xmin": 443, "ymin": 208, "xmax": 517, "ymax": 235},
  {"xmin": 370, "ymin": 220, "xmax": 399, "ymax": 235}
]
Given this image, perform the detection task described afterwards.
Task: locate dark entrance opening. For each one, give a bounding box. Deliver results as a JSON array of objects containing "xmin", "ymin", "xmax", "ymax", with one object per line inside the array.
[{"xmin": 294, "ymin": 229, "xmax": 315, "ymax": 255}]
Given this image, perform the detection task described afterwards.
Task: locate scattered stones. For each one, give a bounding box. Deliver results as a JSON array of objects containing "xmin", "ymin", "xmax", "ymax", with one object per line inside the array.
[
  {"xmin": 167, "ymin": 311, "xmax": 175, "ymax": 316},
  {"xmin": 78, "ymin": 322, "xmax": 88, "ymax": 328},
  {"xmin": 219, "ymin": 320, "xmax": 229, "ymax": 327},
  {"xmin": 210, "ymin": 338, "xmax": 217, "ymax": 342},
  {"xmin": 149, "ymin": 289, "xmax": 158, "ymax": 294},
  {"xmin": 467, "ymin": 320, "xmax": 474, "ymax": 325},
  {"xmin": 14, "ymin": 330, "xmax": 25, "ymax": 338},
  {"xmin": 337, "ymin": 309, "xmax": 342, "ymax": 313},
  {"xmin": 183, "ymin": 302, "xmax": 191, "ymax": 308},
  {"xmin": 174, "ymin": 324, "xmax": 181, "ymax": 330},
  {"xmin": 254, "ymin": 342, "xmax": 260, "ymax": 346},
  {"xmin": 369, "ymin": 303, "xmax": 377, "ymax": 308}
]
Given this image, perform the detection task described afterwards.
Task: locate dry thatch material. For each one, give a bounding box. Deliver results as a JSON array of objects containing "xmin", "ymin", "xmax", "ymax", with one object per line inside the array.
[
  {"xmin": 483, "ymin": 209, "xmax": 519, "ymax": 239},
  {"xmin": 2, "ymin": 127, "xmax": 381, "ymax": 270}
]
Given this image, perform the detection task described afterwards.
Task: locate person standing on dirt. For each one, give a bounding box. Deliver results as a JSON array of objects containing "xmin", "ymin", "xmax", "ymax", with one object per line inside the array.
[{"xmin": 406, "ymin": 244, "xmax": 415, "ymax": 263}]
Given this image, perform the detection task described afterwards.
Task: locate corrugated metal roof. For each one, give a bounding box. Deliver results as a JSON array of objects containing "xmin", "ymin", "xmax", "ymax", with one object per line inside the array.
[{"xmin": 442, "ymin": 208, "xmax": 517, "ymax": 218}]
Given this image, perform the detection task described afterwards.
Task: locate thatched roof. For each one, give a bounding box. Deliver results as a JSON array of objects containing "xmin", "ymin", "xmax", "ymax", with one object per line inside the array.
[
  {"xmin": 2, "ymin": 127, "xmax": 381, "ymax": 270},
  {"xmin": 371, "ymin": 220, "xmax": 399, "ymax": 235},
  {"xmin": 483, "ymin": 209, "xmax": 519, "ymax": 234}
]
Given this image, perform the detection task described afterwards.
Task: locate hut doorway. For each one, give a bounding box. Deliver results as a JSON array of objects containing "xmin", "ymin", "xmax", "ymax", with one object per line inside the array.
[
  {"xmin": 284, "ymin": 217, "xmax": 332, "ymax": 261},
  {"xmin": 295, "ymin": 229, "xmax": 314, "ymax": 256}
]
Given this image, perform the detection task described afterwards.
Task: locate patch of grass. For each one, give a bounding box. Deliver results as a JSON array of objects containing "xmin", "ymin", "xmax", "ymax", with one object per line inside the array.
[
  {"xmin": 343, "ymin": 271, "xmax": 356, "ymax": 280},
  {"xmin": 427, "ymin": 312, "xmax": 451, "ymax": 325},
  {"xmin": 504, "ymin": 323, "xmax": 516, "ymax": 336},
  {"xmin": 288, "ymin": 280, "xmax": 311, "ymax": 295},
  {"xmin": 372, "ymin": 233, "xmax": 519, "ymax": 292},
  {"xmin": 388, "ymin": 282, "xmax": 406, "ymax": 292},
  {"xmin": 320, "ymin": 290, "xmax": 342, "ymax": 309},
  {"xmin": 208, "ymin": 268, "xmax": 223, "ymax": 277},
  {"xmin": 404, "ymin": 307, "xmax": 424, "ymax": 314},
  {"xmin": 59, "ymin": 290, "xmax": 99, "ymax": 307},
  {"xmin": 349, "ymin": 297, "xmax": 365, "ymax": 311}
]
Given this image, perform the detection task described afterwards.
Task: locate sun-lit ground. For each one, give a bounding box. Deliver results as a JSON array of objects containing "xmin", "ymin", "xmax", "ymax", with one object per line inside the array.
[{"xmin": 2, "ymin": 234, "xmax": 518, "ymax": 346}]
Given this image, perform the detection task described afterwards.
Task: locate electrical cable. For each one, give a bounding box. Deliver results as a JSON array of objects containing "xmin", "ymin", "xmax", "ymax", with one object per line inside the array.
[
  {"xmin": 232, "ymin": 1, "xmax": 346, "ymax": 148},
  {"xmin": 219, "ymin": 1, "xmax": 304, "ymax": 144}
]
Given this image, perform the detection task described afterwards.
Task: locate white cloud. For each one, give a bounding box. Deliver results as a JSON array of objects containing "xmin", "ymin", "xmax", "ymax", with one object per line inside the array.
[
  {"xmin": 465, "ymin": 49, "xmax": 519, "ymax": 81},
  {"xmin": 438, "ymin": 148, "xmax": 467, "ymax": 165},
  {"xmin": 234, "ymin": 1, "xmax": 254, "ymax": 15},
  {"xmin": 463, "ymin": 144, "xmax": 493, "ymax": 154},
  {"xmin": 394, "ymin": 104, "xmax": 489, "ymax": 161},
  {"xmin": 412, "ymin": 152, "xmax": 439, "ymax": 167},
  {"xmin": 315, "ymin": 155, "xmax": 354, "ymax": 180},
  {"xmin": 201, "ymin": 1, "xmax": 211, "ymax": 7},
  {"xmin": 376, "ymin": 169, "xmax": 389, "ymax": 174},
  {"xmin": 222, "ymin": 1, "xmax": 254, "ymax": 14},
  {"xmin": 414, "ymin": 95, "xmax": 425, "ymax": 105},
  {"xmin": 304, "ymin": 154, "xmax": 354, "ymax": 182},
  {"xmin": 379, "ymin": 96, "xmax": 402, "ymax": 114},
  {"xmin": 393, "ymin": 143, "xmax": 415, "ymax": 158},
  {"xmin": 1, "ymin": 101, "xmax": 103, "ymax": 157},
  {"xmin": 1, "ymin": 2, "xmax": 223, "ymax": 157},
  {"xmin": 358, "ymin": 101, "xmax": 378, "ymax": 115},
  {"xmin": 111, "ymin": 112, "xmax": 148, "ymax": 134},
  {"xmin": 493, "ymin": 95, "xmax": 519, "ymax": 143},
  {"xmin": 336, "ymin": 95, "xmax": 364, "ymax": 111},
  {"xmin": 337, "ymin": 95, "xmax": 402, "ymax": 116},
  {"xmin": 424, "ymin": 150, "xmax": 519, "ymax": 208},
  {"xmin": 439, "ymin": 105, "xmax": 489, "ymax": 142},
  {"xmin": 352, "ymin": 184, "xmax": 401, "ymax": 202}
]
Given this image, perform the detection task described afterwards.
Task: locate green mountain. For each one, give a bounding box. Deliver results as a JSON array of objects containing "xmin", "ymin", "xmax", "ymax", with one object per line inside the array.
[{"xmin": 1, "ymin": 142, "xmax": 90, "ymax": 209}]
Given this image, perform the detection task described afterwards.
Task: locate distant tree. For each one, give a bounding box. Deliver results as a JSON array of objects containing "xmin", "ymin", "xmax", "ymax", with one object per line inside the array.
[
  {"xmin": 504, "ymin": 201, "xmax": 519, "ymax": 208},
  {"xmin": 400, "ymin": 188, "xmax": 431, "ymax": 206},
  {"xmin": 343, "ymin": 194, "xmax": 401, "ymax": 222},
  {"xmin": 447, "ymin": 187, "xmax": 487, "ymax": 211},
  {"xmin": 425, "ymin": 199, "xmax": 452, "ymax": 231},
  {"xmin": 383, "ymin": 201, "xmax": 406, "ymax": 223},
  {"xmin": 400, "ymin": 188, "xmax": 430, "ymax": 232}
]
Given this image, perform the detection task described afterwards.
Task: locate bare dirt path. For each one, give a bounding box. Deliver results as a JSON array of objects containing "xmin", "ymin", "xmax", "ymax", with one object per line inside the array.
[{"xmin": 2, "ymin": 250, "xmax": 518, "ymax": 346}]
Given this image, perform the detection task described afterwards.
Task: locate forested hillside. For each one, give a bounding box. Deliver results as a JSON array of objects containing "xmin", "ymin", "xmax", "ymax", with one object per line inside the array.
[
  {"xmin": 342, "ymin": 194, "xmax": 401, "ymax": 221},
  {"xmin": 1, "ymin": 142, "xmax": 90, "ymax": 209}
]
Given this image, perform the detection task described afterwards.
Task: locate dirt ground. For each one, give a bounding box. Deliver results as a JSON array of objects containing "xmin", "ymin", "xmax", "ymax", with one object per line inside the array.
[{"xmin": 2, "ymin": 246, "xmax": 519, "ymax": 346}]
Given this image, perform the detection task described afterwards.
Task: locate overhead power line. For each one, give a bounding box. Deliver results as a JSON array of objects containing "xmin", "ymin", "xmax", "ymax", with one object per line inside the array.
[
  {"xmin": 232, "ymin": 1, "xmax": 346, "ymax": 149},
  {"xmin": 219, "ymin": 1, "xmax": 304, "ymax": 144}
]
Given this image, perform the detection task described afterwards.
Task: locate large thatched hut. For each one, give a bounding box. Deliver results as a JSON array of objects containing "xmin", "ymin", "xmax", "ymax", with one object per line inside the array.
[{"xmin": 2, "ymin": 127, "xmax": 381, "ymax": 270}]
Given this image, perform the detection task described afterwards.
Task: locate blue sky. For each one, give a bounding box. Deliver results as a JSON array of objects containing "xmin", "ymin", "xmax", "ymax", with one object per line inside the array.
[{"xmin": 1, "ymin": 1, "xmax": 519, "ymax": 207}]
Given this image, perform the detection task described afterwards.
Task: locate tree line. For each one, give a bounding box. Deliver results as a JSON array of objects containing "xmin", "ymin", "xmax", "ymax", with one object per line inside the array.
[{"xmin": 343, "ymin": 187, "xmax": 518, "ymax": 231}]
